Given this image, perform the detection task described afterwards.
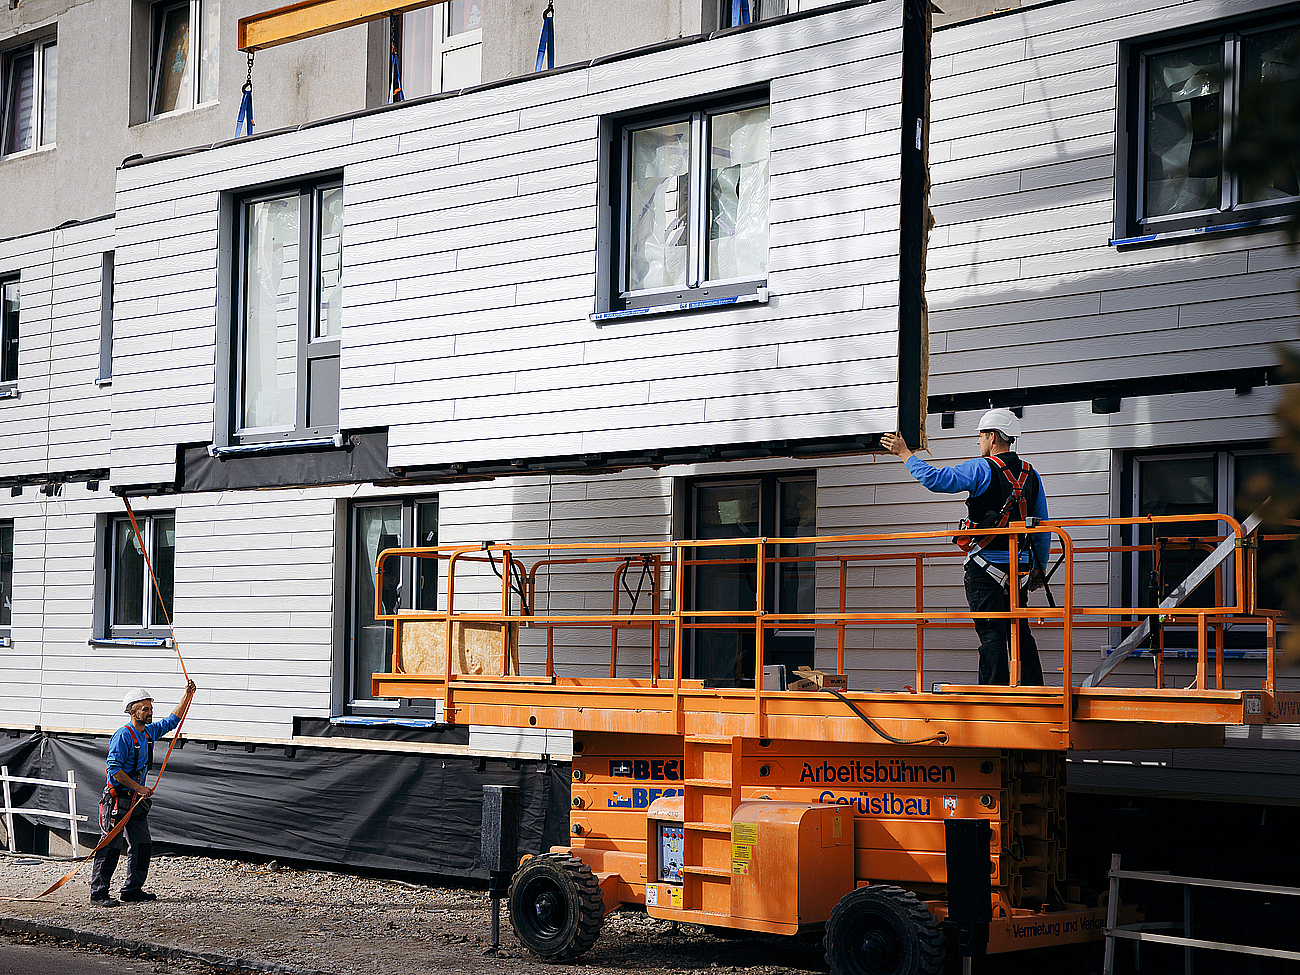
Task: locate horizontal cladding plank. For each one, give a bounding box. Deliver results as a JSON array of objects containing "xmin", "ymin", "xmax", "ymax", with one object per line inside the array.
[
  {"xmin": 391, "ymin": 183, "xmax": 593, "ymax": 239},
  {"xmin": 933, "ymin": 39, "xmax": 1114, "ymax": 101},
  {"xmin": 348, "ymin": 129, "xmax": 597, "ymax": 210},
  {"xmin": 935, "ymin": 318, "xmax": 1294, "ymax": 382},
  {"xmin": 388, "ymin": 402, "xmax": 895, "ymax": 469},
  {"xmin": 931, "ymin": 132, "xmax": 1113, "ymax": 185},
  {"xmin": 933, "ymin": 175, "xmax": 1112, "ymax": 231},
  {"xmin": 346, "ymin": 208, "xmax": 596, "ymax": 270},
  {"xmin": 770, "ymin": 156, "xmax": 901, "ymax": 201},
  {"xmin": 394, "ymin": 383, "xmax": 895, "ymax": 453}
]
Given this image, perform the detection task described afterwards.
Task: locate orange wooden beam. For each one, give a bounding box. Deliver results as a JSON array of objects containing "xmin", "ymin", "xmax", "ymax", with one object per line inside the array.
[{"xmin": 238, "ymin": 0, "xmax": 448, "ymax": 52}]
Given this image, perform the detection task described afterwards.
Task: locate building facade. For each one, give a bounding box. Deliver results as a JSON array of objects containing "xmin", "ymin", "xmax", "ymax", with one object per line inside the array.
[{"xmin": 2, "ymin": 0, "xmax": 1296, "ymax": 873}]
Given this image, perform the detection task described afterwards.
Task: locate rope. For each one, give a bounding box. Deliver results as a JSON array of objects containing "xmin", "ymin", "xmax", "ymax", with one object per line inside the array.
[{"xmin": 8, "ymin": 497, "xmax": 194, "ymax": 900}]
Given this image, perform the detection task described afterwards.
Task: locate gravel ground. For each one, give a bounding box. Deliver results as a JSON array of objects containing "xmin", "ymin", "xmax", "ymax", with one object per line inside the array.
[{"xmin": 0, "ymin": 853, "xmax": 1110, "ymax": 975}]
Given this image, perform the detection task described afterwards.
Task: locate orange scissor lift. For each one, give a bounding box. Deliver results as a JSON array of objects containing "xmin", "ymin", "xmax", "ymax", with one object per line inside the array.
[{"xmin": 371, "ymin": 514, "xmax": 1296, "ymax": 974}]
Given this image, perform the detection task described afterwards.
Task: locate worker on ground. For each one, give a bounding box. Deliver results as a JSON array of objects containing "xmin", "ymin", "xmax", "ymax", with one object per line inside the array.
[
  {"xmin": 881, "ymin": 410, "xmax": 1048, "ymax": 685},
  {"xmin": 90, "ymin": 682, "xmax": 196, "ymax": 907}
]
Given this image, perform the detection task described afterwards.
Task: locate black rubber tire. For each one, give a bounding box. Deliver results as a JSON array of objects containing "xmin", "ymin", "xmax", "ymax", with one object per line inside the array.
[
  {"xmin": 508, "ymin": 853, "xmax": 604, "ymax": 961},
  {"xmin": 823, "ymin": 885, "xmax": 945, "ymax": 975}
]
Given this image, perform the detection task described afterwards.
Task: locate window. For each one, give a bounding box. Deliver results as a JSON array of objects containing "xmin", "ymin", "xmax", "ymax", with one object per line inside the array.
[
  {"xmin": 398, "ymin": 0, "xmax": 481, "ymax": 99},
  {"xmin": 230, "ymin": 178, "xmax": 342, "ymax": 444},
  {"xmin": 106, "ymin": 513, "xmax": 175, "ymax": 639},
  {"xmin": 1, "ymin": 36, "xmax": 57, "ymax": 156},
  {"xmin": 1123, "ymin": 447, "xmax": 1295, "ymax": 650},
  {"xmin": 98, "ymin": 253, "xmax": 114, "ymax": 384},
  {"xmin": 716, "ymin": 0, "xmax": 831, "ymax": 28},
  {"xmin": 687, "ymin": 474, "xmax": 814, "ymax": 685},
  {"xmin": 1, "ymin": 277, "xmax": 18, "ymax": 386},
  {"xmin": 608, "ymin": 92, "xmax": 770, "ymax": 311},
  {"xmin": 149, "ymin": 0, "xmax": 220, "ymax": 119},
  {"xmin": 1120, "ymin": 12, "xmax": 1300, "ymax": 238},
  {"xmin": 348, "ymin": 497, "xmax": 438, "ymax": 707},
  {"xmin": 0, "ymin": 521, "xmax": 12, "ymax": 642}
]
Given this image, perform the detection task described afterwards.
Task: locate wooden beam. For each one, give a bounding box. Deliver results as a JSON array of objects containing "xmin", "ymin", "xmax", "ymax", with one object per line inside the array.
[{"xmin": 238, "ymin": 0, "xmax": 449, "ymax": 52}]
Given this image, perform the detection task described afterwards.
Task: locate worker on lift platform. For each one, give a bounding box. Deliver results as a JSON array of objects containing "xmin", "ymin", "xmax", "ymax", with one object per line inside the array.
[{"xmin": 882, "ymin": 409, "xmax": 1049, "ymax": 685}]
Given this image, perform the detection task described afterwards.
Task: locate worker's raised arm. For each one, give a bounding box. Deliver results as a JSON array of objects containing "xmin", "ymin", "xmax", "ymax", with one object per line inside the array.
[{"xmin": 171, "ymin": 680, "xmax": 197, "ymax": 722}]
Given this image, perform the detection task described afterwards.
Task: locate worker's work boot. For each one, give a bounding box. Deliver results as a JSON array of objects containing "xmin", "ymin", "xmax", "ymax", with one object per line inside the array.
[
  {"xmin": 89, "ymin": 894, "xmax": 120, "ymax": 907},
  {"xmin": 119, "ymin": 889, "xmax": 157, "ymax": 902}
]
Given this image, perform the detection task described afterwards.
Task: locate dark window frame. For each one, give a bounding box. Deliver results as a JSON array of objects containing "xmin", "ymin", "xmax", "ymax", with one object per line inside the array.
[
  {"xmin": 225, "ymin": 175, "xmax": 343, "ymax": 446},
  {"xmin": 0, "ymin": 519, "xmax": 12, "ymax": 641},
  {"xmin": 1117, "ymin": 7, "xmax": 1300, "ymax": 241},
  {"xmin": 684, "ymin": 471, "xmax": 815, "ymax": 685},
  {"xmin": 1, "ymin": 275, "xmax": 19, "ymax": 387},
  {"xmin": 105, "ymin": 512, "xmax": 176, "ymax": 641},
  {"xmin": 1119, "ymin": 444, "xmax": 1293, "ymax": 653},
  {"xmin": 345, "ymin": 495, "xmax": 440, "ymax": 713},
  {"xmin": 601, "ymin": 86, "xmax": 771, "ymax": 313},
  {"xmin": 147, "ymin": 0, "xmax": 219, "ymax": 120},
  {"xmin": 98, "ymin": 252, "xmax": 115, "ymax": 385}
]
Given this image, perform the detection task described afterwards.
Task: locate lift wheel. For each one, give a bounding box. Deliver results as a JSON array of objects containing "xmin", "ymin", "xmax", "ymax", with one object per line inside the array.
[
  {"xmin": 823, "ymin": 884, "xmax": 945, "ymax": 975},
  {"xmin": 508, "ymin": 852, "xmax": 605, "ymax": 961}
]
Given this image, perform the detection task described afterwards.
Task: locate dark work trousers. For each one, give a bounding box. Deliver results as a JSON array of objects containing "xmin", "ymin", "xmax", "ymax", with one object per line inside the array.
[
  {"xmin": 964, "ymin": 561, "xmax": 1045, "ymax": 686},
  {"xmin": 90, "ymin": 797, "xmax": 153, "ymax": 898}
]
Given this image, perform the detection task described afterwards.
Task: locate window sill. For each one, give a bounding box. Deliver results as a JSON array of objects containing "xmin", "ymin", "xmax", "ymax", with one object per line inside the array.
[
  {"xmin": 209, "ymin": 433, "xmax": 344, "ymax": 458},
  {"xmin": 0, "ymin": 636, "xmax": 10, "ymax": 648},
  {"xmin": 0, "ymin": 385, "xmax": 16, "ymax": 400},
  {"xmin": 0, "ymin": 143, "xmax": 55, "ymax": 163},
  {"xmin": 88, "ymin": 636, "xmax": 173, "ymax": 649},
  {"xmin": 95, "ymin": 377, "xmax": 112, "ymax": 388},
  {"xmin": 1110, "ymin": 215, "xmax": 1291, "ymax": 249},
  {"xmin": 331, "ymin": 715, "xmax": 445, "ymax": 729},
  {"xmin": 591, "ymin": 288, "xmax": 768, "ymax": 324}
]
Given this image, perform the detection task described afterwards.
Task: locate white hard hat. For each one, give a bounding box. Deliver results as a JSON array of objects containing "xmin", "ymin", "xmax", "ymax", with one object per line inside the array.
[
  {"xmin": 978, "ymin": 408, "xmax": 1021, "ymax": 441},
  {"xmin": 122, "ymin": 688, "xmax": 153, "ymax": 713}
]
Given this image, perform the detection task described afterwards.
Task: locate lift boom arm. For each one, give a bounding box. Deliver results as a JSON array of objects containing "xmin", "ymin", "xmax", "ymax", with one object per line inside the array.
[{"xmin": 239, "ymin": 0, "xmax": 449, "ymax": 52}]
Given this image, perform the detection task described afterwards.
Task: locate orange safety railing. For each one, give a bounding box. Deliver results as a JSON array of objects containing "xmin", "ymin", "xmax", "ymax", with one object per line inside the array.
[{"xmin": 374, "ymin": 513, "xmax": 1282, "ymax": 730}]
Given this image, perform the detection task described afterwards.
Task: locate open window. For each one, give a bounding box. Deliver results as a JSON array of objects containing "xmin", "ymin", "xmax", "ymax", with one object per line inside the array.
[
  {"xmin": 106, "ymin": 513, "xmax": 175, "ymax": 641},
  {"xmin": 1, "ymin": 35, "xmax": 56, "ymax": 156},
  {"xmin": 604, "ymin": 90, "xmax": 770, "ymax": 312},
  {"xmin": 226, "ymin": 177, "xmax": 343, "ymax": 446},
  {"xmin": 148, "ymin": 0, "xmax": 220, "ymax": 119},
  {"xmin": 1117, "ymin": 10, "xmax": 1300, "ymax": 240},
  {"xmin": 347, "ymin": 497, "xmax": 439, "ymax": 709},
  {"xmin": 398, "ymin": 0, "xmax": 481, "ymax": 99},
  {"xmin": 713, "ymin": 0, "xmax": 831, "ymax": 28}
]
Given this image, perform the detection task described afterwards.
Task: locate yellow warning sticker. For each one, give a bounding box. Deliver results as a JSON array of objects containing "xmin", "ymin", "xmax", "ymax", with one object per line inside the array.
[
  {"xmin": 669, "ymin": 886, "xmax": 682, "ymax": 908},
  {"xmin": 732, "ymin": 822, "xmax": 759, "ymax": 844},
  {"xmin": 732, "ymin": 841, "xmax": 753, "ymax": 875}
]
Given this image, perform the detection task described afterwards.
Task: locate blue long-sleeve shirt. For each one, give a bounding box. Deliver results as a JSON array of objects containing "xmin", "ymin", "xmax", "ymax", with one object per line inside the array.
[
  {"xmin": 903, "ymin": 454, "xmax": 1050, "ymax": 567},
  {"xmin": 105, "ymin": 712, "xmax": 180, "ymax": 790}
]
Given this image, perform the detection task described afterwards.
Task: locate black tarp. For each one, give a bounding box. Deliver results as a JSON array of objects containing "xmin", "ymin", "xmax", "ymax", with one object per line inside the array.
[{"xmin": 1, "ymin": 730, "xmax": 570, "ymax": 880}]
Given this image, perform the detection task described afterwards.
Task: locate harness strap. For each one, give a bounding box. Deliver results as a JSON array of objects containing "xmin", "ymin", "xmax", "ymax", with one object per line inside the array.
[{"xmin": 535, "ymin": 1, "xmax": 554, "ymax": 72}]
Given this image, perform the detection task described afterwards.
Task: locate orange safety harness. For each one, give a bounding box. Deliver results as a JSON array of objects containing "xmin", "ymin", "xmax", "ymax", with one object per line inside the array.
[{"xmin": 14, "ymin": 497, "xmax": 192, "ymax": 901}]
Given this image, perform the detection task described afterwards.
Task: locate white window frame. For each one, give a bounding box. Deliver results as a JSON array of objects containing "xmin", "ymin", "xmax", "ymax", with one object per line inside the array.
[
  {"xmin": 0, "ymin": 36, "xmax": 57, "ymax": 158},
  {"xmin": 1120, "ymin": 11, "xmax": 1300, "ymax": 239},
  {"xmin": 106, "ymin": 513, "xmax": 175, "ymax": 641},
  {"xmin": 148, "ymin": 0, "xmax": 219, "ymax": 120},
  {"xmin": 608, "ymin": 92, "xmax": 771, "ymax": 312},
  {"xmin": 398, "ymin": 1, "xmax": 482, "ymax": 100}
]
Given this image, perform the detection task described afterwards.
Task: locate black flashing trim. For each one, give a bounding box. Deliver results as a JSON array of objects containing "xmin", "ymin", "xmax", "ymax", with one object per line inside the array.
[
  {"xmin": 0, "ymin": 212, "xmax": 116, "ymax": 248},
  {"xmin": 927, "ymin": 366, "xmax": 1284, "ymax": 416}
]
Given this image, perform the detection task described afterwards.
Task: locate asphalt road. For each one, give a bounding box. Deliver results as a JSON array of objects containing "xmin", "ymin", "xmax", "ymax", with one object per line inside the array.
[{"xmin": 0, "ymin": 939, "xmax": 172, "ymax": 975}]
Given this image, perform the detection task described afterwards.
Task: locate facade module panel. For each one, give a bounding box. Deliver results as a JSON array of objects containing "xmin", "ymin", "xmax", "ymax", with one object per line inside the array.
[{"xmin": 108, "ymin": 0, "xmax": 921, "ymax": 489}]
